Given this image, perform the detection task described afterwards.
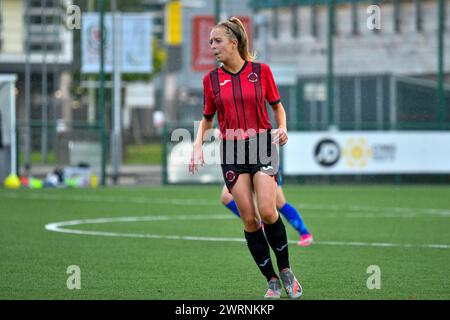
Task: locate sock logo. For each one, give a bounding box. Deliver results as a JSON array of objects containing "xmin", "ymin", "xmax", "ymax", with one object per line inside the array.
[
  {"xmin": 276, "ymin": 243, "xmax": 288, "ymax": 251},
  {"xmin": 259, "ymin": 258, "xmax": 270, "ymax": 267}
]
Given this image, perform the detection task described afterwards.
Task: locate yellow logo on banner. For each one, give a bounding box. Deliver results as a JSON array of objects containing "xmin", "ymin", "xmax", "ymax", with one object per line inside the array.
[
  {"xmin": 342, "ymin": 138, "xmax": 372, "ymax": 168},
  {"xmin": 166, "ymin": 1, "xmax": 182, "ymax": 45}
]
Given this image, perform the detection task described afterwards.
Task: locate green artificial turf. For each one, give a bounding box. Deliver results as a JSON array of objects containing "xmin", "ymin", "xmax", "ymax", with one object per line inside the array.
[{"xmin": 1, "ymin": 185, "xmax": 449, "ymax": 300}]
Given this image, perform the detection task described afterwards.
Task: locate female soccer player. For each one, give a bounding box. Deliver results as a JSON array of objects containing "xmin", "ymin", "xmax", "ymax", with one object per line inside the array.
[{"xmin": 189, "ymin": 17, "xmax": 302, "ymax": 299}]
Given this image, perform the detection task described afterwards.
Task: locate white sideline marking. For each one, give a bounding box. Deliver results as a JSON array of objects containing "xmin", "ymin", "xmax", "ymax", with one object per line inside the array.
[
  {"xmin": 3, "ymin": 192, "xmax": 450, "ymax": 218},
  {"xmin": 44, "ymin": 215, "xmax": 450, "ymax": 250}
]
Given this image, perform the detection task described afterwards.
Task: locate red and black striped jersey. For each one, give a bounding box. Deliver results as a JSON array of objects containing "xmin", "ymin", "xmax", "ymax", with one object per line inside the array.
[{"xmin": 203, "ymin": 61, "xmax": 281, "ymax": 140}]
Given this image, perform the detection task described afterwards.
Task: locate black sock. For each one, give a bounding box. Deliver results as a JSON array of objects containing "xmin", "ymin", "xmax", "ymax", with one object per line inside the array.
[
  {"xmin": 244, "ymin": 228, "xmax": 278, "ymax": 282},
  {"xmin": 264, "ymin": 215, "xmax": 290, "ymax": 271}
]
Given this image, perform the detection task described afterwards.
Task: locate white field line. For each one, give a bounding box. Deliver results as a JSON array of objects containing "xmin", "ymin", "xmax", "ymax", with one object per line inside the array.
[
  {"xmin": 3, "ymin": 191, "xmax": 450, "ymax": 218},
  {"xmin": 1, "ymin": 192, "xmax": 214, "ymax": 205},
  {"xmin": 44, "ymin": 215, "xmax": 450, "ymax": 250}
]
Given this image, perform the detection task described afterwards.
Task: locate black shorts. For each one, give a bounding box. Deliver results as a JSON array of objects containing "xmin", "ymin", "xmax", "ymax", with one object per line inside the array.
[{"xmin": 220, "ymin": 131, "xmax": 279, "ymax": 192}]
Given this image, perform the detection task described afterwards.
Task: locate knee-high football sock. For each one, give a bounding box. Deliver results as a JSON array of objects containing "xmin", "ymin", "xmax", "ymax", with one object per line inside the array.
[
  {"xmin": 263, "ymin": 215, "xmax": 290, "ymax": 271},
  {"xmin": 225, "ymin": 200, "xmax": 240, "ymax": 218},
  {"xmin": 244, "ymin": 228, "xmax": 278, "ymax": 281},
  {"xmin": 278, "ymin": 202, "xmax": 310, "ymax": 236}
]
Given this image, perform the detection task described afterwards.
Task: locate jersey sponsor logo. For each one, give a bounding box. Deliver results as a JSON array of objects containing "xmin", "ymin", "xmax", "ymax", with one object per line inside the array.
[
  {"xmin": 219, "ymin": 79, "xmax": 231, "ymax": 86},
  {"xmin": 248, "ymin": 72, "xmax": 258, "ymax": 83}
]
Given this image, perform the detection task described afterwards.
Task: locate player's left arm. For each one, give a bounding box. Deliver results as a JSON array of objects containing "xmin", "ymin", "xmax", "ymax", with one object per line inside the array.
[{"xmin": 272, "ymin": 102, "xmax": 288, "ymax": 146}]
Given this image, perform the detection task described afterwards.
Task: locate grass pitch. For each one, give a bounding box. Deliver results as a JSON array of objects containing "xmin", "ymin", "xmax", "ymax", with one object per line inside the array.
[{"xmin": 1, "ymin": 185, "xmax": 449, "ymax": 300}]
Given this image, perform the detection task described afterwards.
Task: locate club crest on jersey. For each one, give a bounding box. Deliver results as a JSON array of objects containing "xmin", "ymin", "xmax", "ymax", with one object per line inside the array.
[
  {"xmin": 225, "ymin": 170, "xmax": 237, "ymax": 182},
  {"xmin": 248, "ymin": 72, "xmax": 258, "ymax": 83}
]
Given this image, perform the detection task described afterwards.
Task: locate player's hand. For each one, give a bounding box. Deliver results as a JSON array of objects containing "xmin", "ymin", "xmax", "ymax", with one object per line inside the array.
[
  {"xmin": 272, "ymin": 128, "xmax": 288, "ymax": 146},
  {"xmin": 189, "ymin": 144, "xmax": 205, "ymax": 175}
]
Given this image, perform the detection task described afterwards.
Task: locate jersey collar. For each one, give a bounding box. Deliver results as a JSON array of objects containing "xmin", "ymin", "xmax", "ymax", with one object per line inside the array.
[{"xmin": 220, "ymin": 61, "xmax": 249, "ymax": 76}]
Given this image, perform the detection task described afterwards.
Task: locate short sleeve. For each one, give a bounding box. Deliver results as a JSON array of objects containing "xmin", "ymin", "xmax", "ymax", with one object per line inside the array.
[
  {"xmin": 263, "ymin": 64, "xmax": 281, "ymax": 106},
  {"xmin": 203, "ymin": 74, "xmax": 216, "ymax": 119}
]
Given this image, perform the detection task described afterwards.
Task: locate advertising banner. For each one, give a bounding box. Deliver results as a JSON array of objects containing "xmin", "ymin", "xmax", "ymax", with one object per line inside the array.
[
  {"xmin": 82, "ymin": 13, "xmax": 152, "ymax": 73},
  {"xmin": 284, "ymin": 131, "xmax": 450, "ymax": 175}
]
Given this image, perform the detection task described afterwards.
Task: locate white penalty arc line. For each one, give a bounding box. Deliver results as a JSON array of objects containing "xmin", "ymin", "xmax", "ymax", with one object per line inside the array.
[{"xmin": 44, "ymin": 214, "xmax": 450, "ymax": 250}]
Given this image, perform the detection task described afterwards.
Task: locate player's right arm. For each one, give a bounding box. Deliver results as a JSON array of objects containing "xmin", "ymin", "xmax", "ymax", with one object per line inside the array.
[
  {"xmin": 189, "ymin": 116, "xmax": 214, "ymax": 175},
  {"xmin": 189, "ymin": 73, "xmax": 217, "ymax": 175}
]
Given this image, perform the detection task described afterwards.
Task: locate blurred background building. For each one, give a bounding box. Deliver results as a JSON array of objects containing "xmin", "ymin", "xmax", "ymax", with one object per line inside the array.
[
  {"xmin": 0, "ymin": 0, "xmax": 449, "ymax": 185},
  {"xmin": 1, "ymin": 0, "xmax": 73, "ymax": 127},
  {"xmin": 251, "ymin": 0, "xmax": 450, "ymax": 132}
]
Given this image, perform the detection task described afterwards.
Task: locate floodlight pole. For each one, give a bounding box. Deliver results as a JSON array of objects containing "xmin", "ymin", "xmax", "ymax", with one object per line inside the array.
[
  {"xmin": 87, "ymin": 0, "xmax": 96, "ymax": 124},
  {"xmin": 215, "ymin": 0, "xmax": 221, "ymax": 24},
  {"xmin": 437, "ymin": 0, "xmax": 445, "ymax": 127},
  {"xmin": 111, "ymin": 0, "xmax": 122, "ymax": 184},
  {"xmin": 41, "ymin": 0, "xmax": 48, "ymax": 163},
  {"xmin": 99, "ymin": 0, "xmax": 107, "ymax": 186},
  {"xmin": 327, "ymin": 0, "xmax": 335, "ymax": 128},
  {"xmin": 24, "ymin": 0, "xmax": 31, "ymax": 175},
  {"xmin": 215, "ymin": 0, "xmax": 221, "ymax": 69},
  {"xmin": 9, "ymin": 75, "xmax": 18, "ymax": 175}
]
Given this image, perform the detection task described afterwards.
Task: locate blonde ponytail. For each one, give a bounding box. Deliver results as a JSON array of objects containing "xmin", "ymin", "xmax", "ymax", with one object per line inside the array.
[{"xmin": 215, "ymin": 17, "xmax": 255, "ymax": 61}]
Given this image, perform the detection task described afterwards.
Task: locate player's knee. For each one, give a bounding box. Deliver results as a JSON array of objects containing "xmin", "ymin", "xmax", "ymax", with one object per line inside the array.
[
  {"xmin": 241, "ymin": 215, "xmax": 260, "ymax": 231},
  {"xmin": 258, "ymin": 205, "xmax": 278, "ymax": 224},
  {"xmin": 276, "ymin": 199, "xmax": 286, "ymax": 210},
  {"xmin": 261, "ymin": 214, "xmax": 278, "ymax": 225}
]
